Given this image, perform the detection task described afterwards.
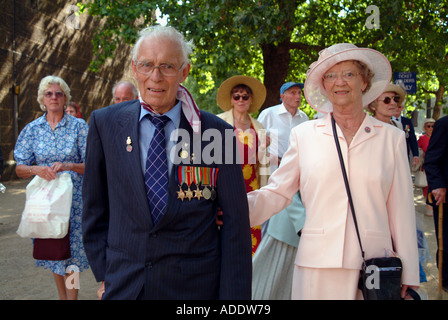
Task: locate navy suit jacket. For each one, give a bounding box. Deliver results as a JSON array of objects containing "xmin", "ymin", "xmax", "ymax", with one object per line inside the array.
[
  {"xmin": 424, "ymin": 115, "xmax": 448, "ymax": 193},
  {"xmin": 400, "ymin": 116, "xmax": 419, "ymax": 158},
  {"xmin": 82, "ymin": 100, "xmax": 252, "ymax": 300}
]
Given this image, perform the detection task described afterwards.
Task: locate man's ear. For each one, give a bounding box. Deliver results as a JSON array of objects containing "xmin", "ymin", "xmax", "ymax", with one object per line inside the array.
[{"xmin": 180, "ymin": 63, "xmax": 191, "ymax": 83}]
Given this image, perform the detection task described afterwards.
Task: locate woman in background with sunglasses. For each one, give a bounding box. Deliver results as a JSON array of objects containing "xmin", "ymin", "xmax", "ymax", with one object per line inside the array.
[
  {"xmin": 216, "ymin": 75, "xmax": 270, "ymax": 256},
  {"xmin": 14, "ymin": 75, "xmax": 90, "ymax": 299},
  {"xmin": 418, "ymin": 118, "xmax": 436, "ymax": 215},
  {"xmin": 365, "ymin": 83, "xmax": 406, "ymax": 126}
]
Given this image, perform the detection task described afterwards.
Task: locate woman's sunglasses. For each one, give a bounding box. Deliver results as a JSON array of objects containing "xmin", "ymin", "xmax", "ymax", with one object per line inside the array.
[
  {"xmin": 425, "ymin": 124, "xmax": 434, "ymax": 128},
  {"xmin": 377, "ymin": 95, "xmax": 400, "ymax": 104},
  {"xmin": 232, "ymin": 94, "xmax": 250, "ymax": 101}
]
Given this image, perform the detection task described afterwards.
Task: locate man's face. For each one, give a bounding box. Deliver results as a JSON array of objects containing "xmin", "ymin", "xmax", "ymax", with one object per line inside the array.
[
  {"xmin": 281, "ymin": 86, "xmax": 302, "ymax": 111},
  {"xmin": 114, "ymin": 84, "xmax": 136, "ymax": 104},
  {"xmin": 132, "ymin": 37, "xmax": 190, "ymax": 114}
]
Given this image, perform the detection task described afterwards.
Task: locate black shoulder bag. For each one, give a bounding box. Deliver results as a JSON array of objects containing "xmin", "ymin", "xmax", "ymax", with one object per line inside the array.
[{"xmin": 331, "ymin": 115, "xmax": 404, "ymax": 300}]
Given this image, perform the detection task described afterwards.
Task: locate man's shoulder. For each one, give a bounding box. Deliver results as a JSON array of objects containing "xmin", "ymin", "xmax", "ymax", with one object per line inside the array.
[
  {"xmin": 297, "ymin": 109, "xmax": 309, "ymax": 119},
  {"xmin": 437, "ymin": 115, "xmax": 448, "ymax": 126},
  {"xmin": 400, "ymin": 116, "xmax": 412, "ymax": 124},
  {"xmin": 92, "ymin": 100, "xmax": 139, "ymax": 118},
  {"xmin": 259, "ymin": 104, "xmax": 282, "ymax": 116},
  {"xmin": 69, "ymin": 115, "xmax": 89, "ymax": 129},
  {"xmin": 200, "ymin": 110, "xmax": 233, "ymax": 130}
]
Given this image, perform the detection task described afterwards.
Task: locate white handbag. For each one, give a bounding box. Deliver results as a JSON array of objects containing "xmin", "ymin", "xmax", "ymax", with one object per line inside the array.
[
  {"xmin": 17, "ymin": 172, "xmax": 73, "ymax": 239},
  {"xmin": 414, "ymin": 170, "xmax": 428, "ymax": 188}
]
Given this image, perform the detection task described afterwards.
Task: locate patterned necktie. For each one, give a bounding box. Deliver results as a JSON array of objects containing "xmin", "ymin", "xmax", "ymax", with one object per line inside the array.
[{"xmin": 145, "ymin": 115, "xmax": 170, "ymax": 225}]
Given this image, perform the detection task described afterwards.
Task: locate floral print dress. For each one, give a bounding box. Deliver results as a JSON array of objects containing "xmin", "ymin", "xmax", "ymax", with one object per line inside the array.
[{"xmin": 14, "ymin": 113, "xmax": 90, "ymax": 276}]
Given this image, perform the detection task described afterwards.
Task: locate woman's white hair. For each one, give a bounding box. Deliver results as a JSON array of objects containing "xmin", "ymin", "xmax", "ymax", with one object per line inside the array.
[
  {"xmin": 37, "ymin": 75, "xmax": 71, "ymax": 111},
  {"xmin": 131, "ymin": 25, "xmax": 194, "ymax": 65}
]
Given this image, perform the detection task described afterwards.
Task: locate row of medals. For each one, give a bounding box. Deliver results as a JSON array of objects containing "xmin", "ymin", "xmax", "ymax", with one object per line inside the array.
[
  {"xmin": 177, "ymin": 145, "xmax": 216, "ymax": 201},
  {"xmin": 177, "ymin": 183, "xmax": 216, "ymax": 202},
  {"xmin": 126, "ymin": 136, "xmax": 216, "ymax": 202}
]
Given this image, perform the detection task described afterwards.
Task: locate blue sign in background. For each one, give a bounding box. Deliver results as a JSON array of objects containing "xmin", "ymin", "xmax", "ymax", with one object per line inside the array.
[{"xmin": 394, "ymin": 72, "xmax": 417, "ymax": 94}]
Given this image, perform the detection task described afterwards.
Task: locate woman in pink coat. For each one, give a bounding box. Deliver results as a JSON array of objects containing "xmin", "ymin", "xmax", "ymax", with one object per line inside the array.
[{"xmin": 247, "ymin": 43, "xmax": 420, "ymax": 299}]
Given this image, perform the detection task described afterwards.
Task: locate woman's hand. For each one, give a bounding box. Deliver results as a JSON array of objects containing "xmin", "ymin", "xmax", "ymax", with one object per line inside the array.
[
  {"xmin": 401, "ymin": 285, "xmax": 419, "ymax": 299},
  {"xmin": 36, "ymin": 165, "xmax": 58, "ymax": 181},
  {"xmin": 97, "ymin": 281, "xmax": 105, "ymax": 300},
  {"xmin": 51, "ymin": 162, "xmax": 72, "ymax": 173},
  {"xmin": 52, "ymin": 162, "xmax": 85, "ymax": 175},
  {"xmin": 216, "ymin": 207, "xmax": 223, "ymax": 226}
]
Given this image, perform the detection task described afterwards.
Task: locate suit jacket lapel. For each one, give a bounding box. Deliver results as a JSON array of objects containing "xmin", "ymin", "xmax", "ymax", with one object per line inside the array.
[
  {"xmin": 349, "ymin": 115, "xmax": 378, "ymax": 149},
  {"xmin": 117, "ymin": 101, "xmax": 153, "ymax": 226}
]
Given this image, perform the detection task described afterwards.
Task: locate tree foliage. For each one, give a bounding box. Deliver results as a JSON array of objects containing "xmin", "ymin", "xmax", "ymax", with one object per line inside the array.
[{"xmin": 80, "ymin": 0, "xmax": 448, "ymax": 119}]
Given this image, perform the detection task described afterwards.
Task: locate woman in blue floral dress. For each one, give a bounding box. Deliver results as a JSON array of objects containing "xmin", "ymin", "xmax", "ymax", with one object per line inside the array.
[{"xmin": 14, "ymin": 75, "xmax": 90, "ymax": 300}]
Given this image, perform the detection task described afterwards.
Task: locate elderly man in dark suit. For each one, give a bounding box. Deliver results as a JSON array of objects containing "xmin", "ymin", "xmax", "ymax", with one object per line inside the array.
[
  {"xmin": 394, "ymin": 103, "xmax": 419, "ymax": 166},
  {"xmin": 424, "ymin": 115, "xmax": 448, "ymax": 292},
  {"xmin": 82, "ymin": 26, "xmax": 252, "ymax": 300}
]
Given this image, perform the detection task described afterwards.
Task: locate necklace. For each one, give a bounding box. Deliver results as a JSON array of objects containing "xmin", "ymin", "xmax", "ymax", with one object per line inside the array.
[
  {"xmin": 46, "ymin": 114, "xmax": 63, "ymax": 130},
  {"xmin": 338, "ymin": 123, "xmax": 359, "ymax": 137},
  {"xmin": 234, "ymin": 116, "xmax": 251, "ymax": 129}
]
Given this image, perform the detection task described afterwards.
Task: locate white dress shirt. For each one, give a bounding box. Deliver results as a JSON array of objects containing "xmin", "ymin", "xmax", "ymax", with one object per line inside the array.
[{"xmin": 257, "ymin": 103, "xmax": 309, "ymax": 172}]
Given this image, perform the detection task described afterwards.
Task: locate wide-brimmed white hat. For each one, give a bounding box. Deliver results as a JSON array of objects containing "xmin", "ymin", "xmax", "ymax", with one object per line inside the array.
[
  {"xmin": 304, "ymin": 43, "xmax": 392, "ymax": 113},
  {"xmin": 216, "ymin": 75, "xmax": 266, "ymax": 113}
]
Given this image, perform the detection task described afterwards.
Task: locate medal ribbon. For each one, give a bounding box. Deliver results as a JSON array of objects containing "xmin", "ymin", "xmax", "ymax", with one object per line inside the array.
[
  {"xmin": 181, "ymin": 166, "xmax": 186, "ymax": 186},
  {"xmin": 211, "ymin": 168, "xmax": 219, "ymax": 188},
  {"xmin": 202, "ymin": 167, "xmax": 210, "ymax": 186},
  {"xmin": 177, "ymin": 166, "xmax": 183, "ymax": 185},
  {"xmin": 193, "ymin": 166, "xmax": 202, "ymax": 186},
  {"xmin": 185, "ymin": 166, "xmax": 193, "ymax": 186}
]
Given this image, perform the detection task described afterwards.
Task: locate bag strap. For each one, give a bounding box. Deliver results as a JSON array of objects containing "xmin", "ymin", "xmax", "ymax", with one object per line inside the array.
[{"xmin": 331, "ymin": 115, "xmax": 366, "ymax": 261}]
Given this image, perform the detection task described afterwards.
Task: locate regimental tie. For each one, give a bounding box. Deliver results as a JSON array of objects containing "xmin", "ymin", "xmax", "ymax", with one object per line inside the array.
[{"xmin": 145, "ymin": 114, "xmax": 170, "ymax": 225}]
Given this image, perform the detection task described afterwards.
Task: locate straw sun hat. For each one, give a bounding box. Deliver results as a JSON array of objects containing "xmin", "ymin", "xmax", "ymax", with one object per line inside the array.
[
  {"xmin": 304, "ymin": 43, "xmax": 392, "ymax": 114},
  {"xmin": 423, "ymin": 118, "xmax": 435, "ymax": 127},
  {"xmin": 216, "ymin": 75, "xmax": 266, "ymax": 113}
]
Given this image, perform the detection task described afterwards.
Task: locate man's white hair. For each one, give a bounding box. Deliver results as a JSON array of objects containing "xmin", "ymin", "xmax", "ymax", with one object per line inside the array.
[{"xmin": 131, "ymin": 25, "xmax": 193, "ymax": 64}]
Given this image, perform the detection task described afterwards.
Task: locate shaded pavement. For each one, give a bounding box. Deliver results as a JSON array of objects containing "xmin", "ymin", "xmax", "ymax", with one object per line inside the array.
[{"xmin": 0, "ymin": 178, "xmax": 446, "ymax": 300}]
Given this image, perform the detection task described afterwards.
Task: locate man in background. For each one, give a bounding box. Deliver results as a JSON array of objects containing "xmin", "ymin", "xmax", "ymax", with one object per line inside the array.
[
  {"xmin": 393, "ymin": 95, "xmax": 419, "ymax": 167},
  {"xmin": 112, "ymin": 80, "xmax": 138, "ymax": 104},
  {"xmin": 424, "ymin": 115, "xmax": 448, "ymax": 293}
]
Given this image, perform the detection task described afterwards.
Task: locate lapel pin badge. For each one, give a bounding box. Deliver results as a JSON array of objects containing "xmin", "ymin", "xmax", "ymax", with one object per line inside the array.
[{"xmin": 126, "ymin": 136, "xmax": 133, "ymax": 152}]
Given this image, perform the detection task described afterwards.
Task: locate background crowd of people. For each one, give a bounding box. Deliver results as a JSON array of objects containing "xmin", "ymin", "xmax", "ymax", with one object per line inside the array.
[{"xmin": 8, "ymin": 25, "xmax": 448, "ymax": 300}]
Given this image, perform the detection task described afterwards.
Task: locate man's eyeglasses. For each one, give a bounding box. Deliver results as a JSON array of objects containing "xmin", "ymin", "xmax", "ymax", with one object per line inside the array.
[
  {"xmin": 322, "ymin": 71, "xmax": 359, "ymax": 82},
  {"xmin": 232, "ymin": 94, "xmax": 250, "ymax": 101},
  {"xmin": 134, "ymin": 61, "xmax": 184, "ymax": 77},
  {"xmin": 44, "ymin": 91, "xmax": 65, "ymax": 98},
  {"xmin": 377, "ymin": 95, "xmax": 400, "ymax": 104}
]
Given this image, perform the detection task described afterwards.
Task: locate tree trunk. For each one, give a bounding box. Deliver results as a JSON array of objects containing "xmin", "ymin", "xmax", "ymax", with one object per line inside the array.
[
  {"xmin": 260, "ymin": 40, "xmax": 291, "ymax": 112},
  {"xmin": 432, "ymin": 84, "xmax": 445, "ymax": 120},
  {"xmin": 426, "ymin": 98, "xmax": 432, "ymax": 119}
]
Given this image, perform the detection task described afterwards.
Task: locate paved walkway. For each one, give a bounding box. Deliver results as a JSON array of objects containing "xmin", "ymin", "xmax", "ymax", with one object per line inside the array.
[
  {"xmin": 0, "ymin": 178, "xmax": 97, "ymax": 300},
  {"xmin": 0, "ymin": 178, "xmax": 446, "ymax": 300}
]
